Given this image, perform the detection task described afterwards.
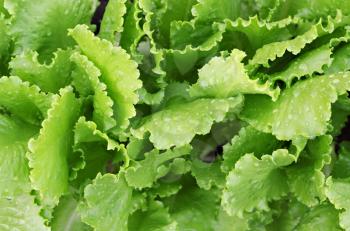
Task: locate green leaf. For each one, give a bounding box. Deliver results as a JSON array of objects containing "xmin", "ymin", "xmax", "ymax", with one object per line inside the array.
[
  {"xmin": 69, "ymin": 25, "xmax": 142, "ymax": 132},
  {"xmin": 70, "ymin": 52, "xmax": 116, "ymax": 132},
  {"xmin": 120, "ymin": 0, "xmax": 144, "ymax": 61},
  {"xmin": 189, "ymin": 49, "xmax": 279, "ymax": 100},
  {"xmin": 240, "ymin": 76, "xmax": 337, "ymax": 140},
  {"xmin": 10, "ymin": 0, "xmax": 97, "ymax": 61},
  {"xmin": 271, "ymin": 45, "xmax": 333, "ymax": 87},
  {"xmin": 141, "ymin": 0, "xmax": 196, "ymax": 48},
  {"xmin": 192, "ymin": 0, "xmax": 248, "ymax": 22},
  {"xmin": 169, "ymin": 20, "xmax": 224, "ymax": 50},
  {"xmin": 132, "ymin": 96, "xmax": 243, "ymax": 149},
  {"xmin": 286, "ymin": 135, "xmax": 332, "ymax": 206},
  {"xmin": 293, "ymin": 203, "xmax": 342, "ymax": 231},
  {"xmin": 0, "ymin": 194, "xmax": 49, "ymax": 231},
  {"xmin": 268, "ymin": 200, "xmax": 342, "ymax": 231},
  {"xmin": 140, "ymin": 0, "xmax": 213, "ymax": 79},
  {"xmin": 214, "ymin": 208, "xmax": 249, "ymax": 231},
  {"xmin": 27, "ymin": 87, "xmax": 81, "ymax": 208},
  {"xmin": 333, "ymin": 142, "xmax": 350, "ymax": 178},
  {"xmin": 222, "ymin": 16, "xmax": 294, "ymax": 55},
  {"xmin": 164, "ymin": 177, "xmax": 220, "ymax": 231},
  {"xmin": 249, "ymin": 25, "xmax": 319, "ymax": 67},
  {"xmin": 0, "ymin": 114, "xmax": 39, "ymax": 196},
  {"xmin": 0, "ymin": 15, "xmax": 11, "ymax": 75},
  {"xmin": 74, "ymin": 117, "xmax": 118, "ymax": 151},
  {"xmin": 125, "ymin": 145, "xmax": 192, "ymax": 189},
  {"xmin": 330, "ymin": 94, "xmax": 350, "ymax": 137},
  {"xmin": 267, "ymin": 200, "xmax": 309, "ymax": 231},
  {"xmin": 249, "ymin": 12, "xmax": 346, "ymax": 67},
  {"xmin": 99, "ymin": 0, "xmax": 127, "ymax": 43},
  {"xmin": 72, "ymin": 117, "xmax": 119, "ymax": 184},
  {"xmin": 272, "ymin": 0, "xmax": 350, "ymax": 20},
  {"xmin": 148, "ymin": 181, "xmax": 183, "ymax": 199},
  {"xmin": 191, "ymin": 159, "xmax": 225, "ymax": 190},
  {"xmin": 222, "ymin": 149, "xmax": 295, "ymax": 217},
  {"xmin": 0, "ymin": 76, "xmax": 53, "ymax": 125},
  {"xmin": 326, "ymin": 43, "xmax": 350, "ymax": 74},
  {"xmin": 222, "ymin": 126, "xmax": 282, "ymax": 173},
  {"xmin": 328, "ymin": 72, "xmax": 350, "ymax": 96},
  {"xmin": 326, "ymin": 177, "xmax": 350, "ymax": 231},
  {"xmin": 51, "ymin": 195, "xmax": 92, "ymax": 231},
  {"xmin": 79, "ymin": 173, "xmax": 133, "ymax": 231},
  {"xmin": 164, "ymin": 21, "xmax": 224, "ymax": 78},
  {"xmin": 128, "ymin": 200, "xmax": 177, "ymax": 231},
  {"xmin": 10, "ymin": 49, "xmax": 74, "ymax": 93}
]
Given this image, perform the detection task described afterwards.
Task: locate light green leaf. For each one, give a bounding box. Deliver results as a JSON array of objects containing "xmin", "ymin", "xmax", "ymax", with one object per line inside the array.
[
  {"xmin": 222, "ymin": 16, "xmax": 294, "ymax": 55},
  {"xmin": 0, "ymin": 76, "xmax": 53, "ymax": 125},
  {"xmin": 0, "ymin": 194, "xmax": 49, "ymax": 231},
  {"xmin": 164, "ymin": 158, "xmax": 192, "ymax": 176},
  {"xmin": 326, "ymin": 43, "xmax": 350, "ymax": 74},
  {"xmin": 286, "ymin": 135, "xmax": 332, "ymax": 206},
  {"xmin": 70, "ymin": 52, "xmax": 116, "ymax": 132},
  {"xmin": 128, "ymin": 200, "xmax": 177, "ymax": 231},
  {"xmin": 189, "ymin": 49, "xmax": 279, "ymax": 100},
  {"xmin": 0, "ymin": 114, "xmax": 39, "ymax": 196},
  {"xmin": 79, "ymin": 173, "xmax": 133, "ymax": 231},
  {"xmin": 214, "ymin": 208, "xmax": 248, "ymax": 231},
  {"xmin": 267, "ymin": 200, "xmax": 342, "ymax": 231},
  {"xmin": 192, "ymin": 0, "xmax": 247, "ymax": 22},
  {"xmin": 222, "ymin": 149, "xmax": 295, "ymax": 217},
  {"xmin": 240, "ymin": 76, "xmax": 337, "ymax": 140},
  {"xmin": 328, "ymin": 71, "xmax": 350, "ymax": 96},
  {"xmin": 74, "ymin": 117, "xmax": 118, "ymax": 151},
  {"xmin": 142, "ymin": 0, "xmax": 196, "ymax": 48},
  {"xmin": 294, "ymin": 203, "xmax": 342, "ymax": 231},
  {"xmin": 140, "ymin": 0, "xmax": 218, "ymax": 79},
  {"xmin": 10, "ymin": 49, "xmax": 74, "ymax": 93},
  {"xmin": 267, "ymin": 200, "xmax": 309, "ymax": 231},
  {"xmin": 10, "ymin": 0, "xmax": 97, "ymax": 61},
  {"xmin": 165, "ymin": 21, "xmax": 224, "ymax": 78},
  {"xmin": 99, "ymin": 0, "xmax": 127, "ymax": 43},
  {"xmin": 148, "ymin": 181, "xmax": 183, "ymax": 199},
  {"xmin": 169, "ymin": 20, "xmax": 224, "ymax": 51},
  {"xmin": 51, "ymin": 195, "xmax": 92, "ymax": 231},
  {"xmin": 126, "ymin": 137, "xmax": 153, "ymax": 160},
  {"xmin": 272, "ymin": 0, "xmax": 350, "ymax": 20},
  {"xmin": 191, "ymin": 159, "xmax": 225, "ymax": 190},
  {"xmin": 27, "ymin": 87, "xmax": 81, "ymax": 208},
  {"xmin": 120, "ymin": 0, "xmax": 144, "ymax": 61},
  {"xmin": 326, "ymin": 177, "xmax": 350, "ymax": 231},
  {"xmin": 164, "ymin": 178, "xmax": 220, "ymax": 231},
  {"xmin": 72, "ymin": 117, "xmax": 119, "ymax": 184},
  {"xmin": 271, "ymin": 45, "xmax": 333, "ymax": 87},
  {"xmin": 222, "ymin": 126, "xmax": 281, "ymax": 173},
  {"xmin": 249, "ymin": 26, "xmax": 318, "ymax": 67},
  {"xmin": 132, "ymin": 96, "xmax": 243, "ymax": 149},
  {"xmin": 69, "ymin": 25, "xmax": 142, "ymax": 132},
  {"xmin": 125, "ymin": 145, "xmax": 192, "ymax": 189},
  {"xmin": 249, "ymin": 12, "xmax": 346, "ymax": 67}
]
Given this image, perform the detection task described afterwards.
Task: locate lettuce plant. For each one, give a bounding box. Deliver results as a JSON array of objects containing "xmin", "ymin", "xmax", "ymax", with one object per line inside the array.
[{"xmin": 1, "ymin": 0, "xmax": 350, "ymax": 230}]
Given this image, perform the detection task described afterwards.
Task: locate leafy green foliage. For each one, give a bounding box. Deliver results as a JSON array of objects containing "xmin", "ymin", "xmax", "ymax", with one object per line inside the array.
[
  {"xmin": 69, "ymin": 25, "xmax": 142, "ymax": 132},
  {"xmin": 27, "ymin": 87, "xmax": 81, "ymax": 208},
  {"xmin": 132, "ymin": 96, "xmax": 243, "ymax": 149},
  {"xmin": 1, "ymin": 0, "xmax": 350, "ymax": 230},
  {"xmin": 9, "ymin": 0, "xmax": 96, "ymax": 61}
]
